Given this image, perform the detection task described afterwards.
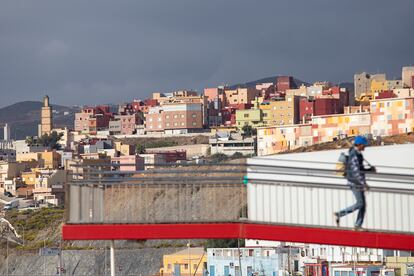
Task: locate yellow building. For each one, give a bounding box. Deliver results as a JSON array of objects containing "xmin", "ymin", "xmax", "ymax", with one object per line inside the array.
[
  {"xmin": 16, "ymin": 151, "xmax": 61, "ymax": 169},
  {"xmin": 259, "ymin": 94, "xmax": 301, "ymax": 126},
  {"xmin": 21, "ymin": 170, "xmax": 39, "ymax": 186},
  {"xmin": 114, "ymin": 141, "xmax": 135, "ymax": 156},
  {"xmin": 386, "ymin": 256, "xmax": 414, "ymax": 276},
  {"xmin": 160, "ymin": 247, "xmax": 207, "ymax": 276},
  {"xmin": 370, "ymin": 79, "xmax": 388, "ymax": 94},
  {"xmin": 235, "ymin": 109, "xmax": 264, "ymax": 129}
]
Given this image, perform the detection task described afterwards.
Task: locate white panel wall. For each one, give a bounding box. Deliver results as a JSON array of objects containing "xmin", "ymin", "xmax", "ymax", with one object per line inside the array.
[{"xmin": 247, "ymin": 144, "xmax": 414, "ymax": 233}]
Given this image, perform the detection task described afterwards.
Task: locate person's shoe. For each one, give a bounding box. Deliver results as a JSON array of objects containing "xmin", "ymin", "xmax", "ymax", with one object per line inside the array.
[
  {"xmin": 354, "ymin": 225, "xmax": 364, "ymax": 231},
  {"xmin": 334, "ymin": 212, "xmax": 340, "ymax": 227}
]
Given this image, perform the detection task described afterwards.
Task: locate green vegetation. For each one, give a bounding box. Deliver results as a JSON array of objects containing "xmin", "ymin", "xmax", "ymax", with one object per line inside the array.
[
  {"xmin": 5, "ymin": 207, "xmax": 64, "ymax": 249},
  {"xmin": 204, "ymin": 239, "xmax": 245, "ymax": 249},
  {"xmin": 208, "ymin": 153, "xmax": 229, "ymax": 163},
  {"xmin": 208, "ymin": 152, "xmax": 245, "ymax": 163},
  {"xmin": 25, "ymin": 131, "xmax": 64, "ymax": 150},
  {"xmin": 242, "ymin": 124, "xmax": 257, "ymax": 137},
  {"xmin": 144, "ymin": 140, "xmax": 178, "ymax": 149}
]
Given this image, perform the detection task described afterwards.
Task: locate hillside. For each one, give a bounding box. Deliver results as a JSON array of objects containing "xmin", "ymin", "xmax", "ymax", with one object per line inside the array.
[
  {"xmin": 229, "ymin": 76, "xmax": 354, "ymax": 92},
  {"xmin": 229, "ymin": 75, "xmax": 309, "ymax": 89},
  {"xmin": 0, "ymin": 101, "xmax": 78, "ymax": 139}
]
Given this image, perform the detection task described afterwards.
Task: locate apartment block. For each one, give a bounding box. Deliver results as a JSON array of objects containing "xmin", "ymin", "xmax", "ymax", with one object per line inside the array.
[
  {"xmin": 402, "ymin": 66, "xmax": 414, "ymax": 88},
  {"xmin": 235, "ymin": 109, "xmax": 263, "ymax": 128},
  {"xmin": 145, "ymin": 103, "xmax": 204, "ymax": 134},
  {"xmin": 311, "ymin": 112, "xmax": 371, "ymax": 143},
  {"xmin": 224, "ymin": 87, "xmax": 260, "ymax": 106},
  {"xmin": 276, "ymin": 76, "xmax": 296, "ymax": 92},
  {"xmin": 259, "ymin": 94, "xmax": 301, "ymax": 126},
  {"xmin": 33, "ymin": 169, "xmax": 68, "ymax": 205},
  {"xmin": 257, "ymin": 124, "xmax": 313, "ymax": 155},
  {"xmin": 354, "ymin": 72, "xmax": 386, "ymax": 99},
  {"xmin": 111, "ymin": 155, "xmax": 144, "ymax": 171},
  {"xmin": 16, "ymin": 151, "xmax": 61, "ymax": 169},
  {"xmin": 74, "ymin": 106, "xmax": 112, "ymax": 134},
  {"xmin": 370, "ymin": 97, "xmax": 414, "ymax": 137}
]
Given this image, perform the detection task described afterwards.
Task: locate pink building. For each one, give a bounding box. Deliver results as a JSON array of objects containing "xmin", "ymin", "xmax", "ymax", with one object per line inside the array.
[
  {"xmin": 111, "ymin": 155, "xmax": 145, "ymax": 172},
  {"xmin": 74, "ymin": 106, "xmax": 112, "ymax": 133},
  {"xmin": 145, "ymin": 103, "xmax": 204, "ymax": 134}
]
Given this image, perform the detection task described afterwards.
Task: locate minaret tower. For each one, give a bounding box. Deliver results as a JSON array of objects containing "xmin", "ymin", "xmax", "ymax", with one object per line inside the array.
[{"xmin": 40, "ymin": 95, "xmax": 53, "ymax": 136}]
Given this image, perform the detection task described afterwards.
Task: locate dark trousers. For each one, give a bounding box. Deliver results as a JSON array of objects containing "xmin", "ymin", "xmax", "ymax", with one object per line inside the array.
[{"xmin": 337, "ymin": 186, "xmax": 366, "ymax": 227}]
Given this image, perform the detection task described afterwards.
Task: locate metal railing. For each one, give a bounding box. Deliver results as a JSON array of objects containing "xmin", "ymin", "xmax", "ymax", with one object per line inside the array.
[
  {"xmin": 66, "ymin": 159, "xmax": 414, "ymax": 233},
  {"xmin": 66, "ymin": 161, "xmax": 248, "ymax": 224}
]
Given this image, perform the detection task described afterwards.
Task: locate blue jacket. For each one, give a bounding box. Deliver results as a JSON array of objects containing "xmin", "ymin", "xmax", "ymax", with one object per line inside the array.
[{"xmin": 346, "ymin": 147, "xmax": 367, "ymax": 187}]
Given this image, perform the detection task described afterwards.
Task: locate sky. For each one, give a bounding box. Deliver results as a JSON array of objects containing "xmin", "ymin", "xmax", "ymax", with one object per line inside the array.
[{"xmin": 0, "ymin": 0, "xmax": 413, "ymax": 107}]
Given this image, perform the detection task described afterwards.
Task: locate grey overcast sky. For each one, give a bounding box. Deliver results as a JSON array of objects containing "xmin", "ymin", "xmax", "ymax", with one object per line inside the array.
[{"xmin": 0, "ymin": 0, "xmax": 413, "ymax": 107}]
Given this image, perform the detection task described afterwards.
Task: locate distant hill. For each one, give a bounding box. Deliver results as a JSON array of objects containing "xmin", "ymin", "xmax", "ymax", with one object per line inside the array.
[
  {"xmin": 0, "ymin": 101, "xmax": 78, "ymax": 140},
  {"xmin": 229, "ymin": 76, "xmax": 354, "ymax": 92},
  {"xmin": 229, "ymin": 76, "xmax": 310, "ymax": 89}
]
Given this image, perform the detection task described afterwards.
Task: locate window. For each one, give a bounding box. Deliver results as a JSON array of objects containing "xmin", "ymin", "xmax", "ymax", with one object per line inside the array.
[
  {"xmin": 166, "ymin": 115, "xmax": 170, "ymax": 119},
  {"xmin": 192, "ymin": 122, "xmax": 197, "ymax": 126},
  {"xmin": 181, "ymin": 114, "xmax": 185, "ymax": 118},
  {"xmin": 244, "ymin": 114, "xmax": 249, "ymax": 118},
  {"xmin": 192, "ymin": 114, "xmax": 197, "ymax": 118},
  {"xmin": 184, "ymin": 264, "xmax": 188, "ymax": 269},
  {"xmin": 181, "ymin": 122, "xmax": 185, "ymax": 126},
  {"xmin": 387, "ymin": 115, "xmax": 392, "ymax": 120},
  {"xmin": 174, "ymin": 122, "xmax": 178, "ymax": 126},
  {"xmin": 174, "ymin": 114, "xmax": 178, "ymax": 118}
]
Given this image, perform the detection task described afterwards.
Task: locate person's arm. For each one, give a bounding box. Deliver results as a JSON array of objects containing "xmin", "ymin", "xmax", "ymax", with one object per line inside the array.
[{"xmin": 349, "ymin": 153, "xmax": 366, "ymax": 186}]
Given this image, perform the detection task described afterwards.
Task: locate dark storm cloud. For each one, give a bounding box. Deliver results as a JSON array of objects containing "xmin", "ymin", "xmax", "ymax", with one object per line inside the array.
[{"xmin": 0, "ymin": 0, "xmax": 413, "ymax": 107}]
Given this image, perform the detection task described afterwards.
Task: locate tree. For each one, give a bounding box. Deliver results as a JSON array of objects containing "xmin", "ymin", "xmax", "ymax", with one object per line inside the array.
[
  {"xmin": 204, "ymin": 239, "xmax": 245, "ymax": 249},
  {"xmin": 242, "ymin": 124, "xmax": 257, "ymax": 137},
  {"xmin": 26, "ymin": 131, "xmax": 63, "ymax": 150},
  {"xmin": 135, "ymin": 144, "xmax": 146, "ymax": 154}
]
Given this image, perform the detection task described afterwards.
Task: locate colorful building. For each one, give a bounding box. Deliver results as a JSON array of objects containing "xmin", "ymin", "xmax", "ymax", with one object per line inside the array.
[
  {"xmin": 207, "ymin": 247, "xmax": 281, "ymax": 276},
  {"xmin": 224, "ymin": 87, "xmax": 261, "ymax": 106},
  {"xmin": 160, "ymin": 247, "xmax": 207, "ymax": 276},
  {"xmin": 74, "ymin": 106, "xmax": 113, "ymax": 134},
  {"xmin": 235, "ymin": 108, "xmax": 263, "ymax": 128},
  {"xmin": 259, "ymin": 94, "xmax": 301, "ymax": 126},
  {"xmin": 257, "ymin": 124, "xmax": 313, "ymax": 155},
  {"xmin": 370, "ymin": 97, "xmax": 414, "ymax": 137},
  {"xmin": 145, "ymin": 103, "xmax": 204, "ymax": 134},
  {"xmin": 311, "ymin": 112, "xmax": 371, "ymax": 143},
  {"xmin": 386, "ymin": 256, "xmax": 414, "ymax": 276}
]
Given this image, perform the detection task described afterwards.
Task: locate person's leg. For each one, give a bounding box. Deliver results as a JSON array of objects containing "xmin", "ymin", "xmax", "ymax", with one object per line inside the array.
[
  {"xmin": 337, "ymin": 186, "xmax": 363, "ymax": 217},
  {"xmin": 354, "ymin": 191, "xmax": 366, "ymax": 227}
]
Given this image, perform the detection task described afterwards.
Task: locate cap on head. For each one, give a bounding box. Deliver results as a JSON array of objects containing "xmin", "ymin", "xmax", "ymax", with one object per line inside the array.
[{"xmin": 354, "ymin": 135, "xmax": 368, "ymax": 146}]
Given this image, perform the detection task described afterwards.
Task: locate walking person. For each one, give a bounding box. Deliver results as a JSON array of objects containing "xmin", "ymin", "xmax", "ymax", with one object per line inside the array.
[{"xmin": 335, "ymin": 136, "xmax": 375, "ymax": 230}]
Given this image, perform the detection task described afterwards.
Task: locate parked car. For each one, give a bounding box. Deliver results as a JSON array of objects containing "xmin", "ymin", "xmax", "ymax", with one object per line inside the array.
[{"xmin": 3, "ymin": 191, "xmax": 13, "ymax": 197}]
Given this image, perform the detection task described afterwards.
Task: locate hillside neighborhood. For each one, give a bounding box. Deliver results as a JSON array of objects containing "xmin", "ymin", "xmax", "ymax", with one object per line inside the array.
[{"xmin": 0, "ymin": 65, "xmax": 414, "ymax": 276}]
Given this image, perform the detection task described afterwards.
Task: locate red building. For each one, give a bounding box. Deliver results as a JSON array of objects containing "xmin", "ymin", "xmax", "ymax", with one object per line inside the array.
[
  {"xmin": 375, "ymin": 90, "xmax": 397, "ymax": 99},
  {"xmin": 75, "ymin": 105, "xmax": 113, "ymax": 133},
  {"xmin": 131, "ymin": 99, "xmax": 158, "ymax": 113},
  {"xmin": 299, "ymin": 98, "xmax": 342, "ymax": 123},
  {"xmin": 276, "ymin": 76, "xmax": 295, "ymax": 92},
  {"xmin": 145, "ymin": 150, "xmax": 186, "ymax": 163}
]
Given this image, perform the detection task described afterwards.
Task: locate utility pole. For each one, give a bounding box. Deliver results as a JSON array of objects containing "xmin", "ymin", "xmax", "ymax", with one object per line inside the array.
[
  {"xmin": 110, "ymin": 240, "xmax": 116, "ymax": 276},
  {"xmin": 187, "ymin": 241, "xmax": 191, "ymax": 276}
]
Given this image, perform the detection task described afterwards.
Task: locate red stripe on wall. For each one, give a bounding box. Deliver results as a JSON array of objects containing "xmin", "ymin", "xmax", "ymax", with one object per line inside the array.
[{"xmin": 62, "ymin": 223, "xmax": 414, "ymax": 251}]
